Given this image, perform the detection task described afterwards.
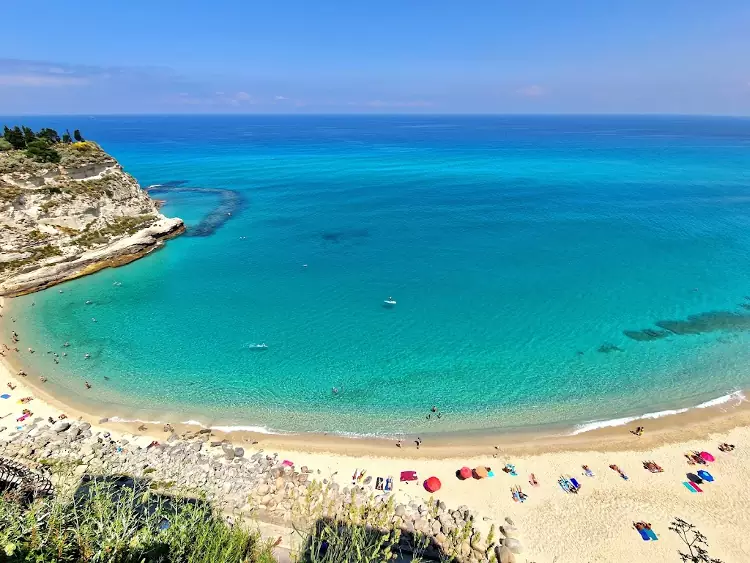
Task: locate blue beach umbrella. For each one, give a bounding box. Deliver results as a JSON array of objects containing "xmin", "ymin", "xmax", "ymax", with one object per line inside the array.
[{"xmin": 1, "ymin": 394, "xmax": 10, "ymax": 399}]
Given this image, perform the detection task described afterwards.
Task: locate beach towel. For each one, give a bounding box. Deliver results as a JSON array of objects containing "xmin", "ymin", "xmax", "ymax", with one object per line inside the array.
[
  {"xmin": 375, "ymin": 477, "xmax": 384, "ymax": 491},
  {"xmin": 569, "ymin": 477, "xmax": 581, "ymax": 489},
  {"xmin": 385, "ymin": 476, "xmax": 393, "ymax": 491},
  {"xmin": 645, "ymin": 528, "xmax": 658, "ymax": 541},
  {"xmin": 683, "ymin": 482, "xmax": 698, "ymax": 492},
  {"xmin": 637, "ymin": 528, "xmax": 650, "ymax": 541},
  {"xmin": 282, "ymin": 460, "xmax": 294, "ymax": 467},
  {"xmin": 400, "ymin": 471, "xmax": 417, "ymax": 482}
]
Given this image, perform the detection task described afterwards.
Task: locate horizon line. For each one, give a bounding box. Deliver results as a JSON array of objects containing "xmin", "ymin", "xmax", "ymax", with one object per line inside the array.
[{"xmin": 1, "ymin": 112, "xmax": 749, "ymax": 119}]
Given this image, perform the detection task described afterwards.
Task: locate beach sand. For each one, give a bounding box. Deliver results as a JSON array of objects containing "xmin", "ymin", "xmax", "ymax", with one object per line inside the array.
[{"xmin": 2, "ymin": 296, "xmax": 750, "ymax": 562}]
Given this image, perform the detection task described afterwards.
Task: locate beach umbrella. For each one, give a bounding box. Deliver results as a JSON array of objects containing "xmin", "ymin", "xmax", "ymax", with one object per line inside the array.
[
  {"xmin": 473, "ymin": 466, "xmax": 488, "ymax": 479},
  {"xmin": 700, "ymin": 451, "xmax": 715, "ymax": 462},
  {"xmin": 686, "ymin": 472, "xmax": 703, "ymax": 484},
  {"xmin": 424, "ymin": 476, "xmax": 441, "ymax": 493},
  {"xmin": 458, "ymin": 466, "xmax": 472, "ymax": 480}
]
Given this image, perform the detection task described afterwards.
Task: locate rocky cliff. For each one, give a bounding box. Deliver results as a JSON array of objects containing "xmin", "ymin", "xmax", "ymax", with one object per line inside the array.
[{"xmin": 0, "ymin": 142, "xmax": 184, "ymax": 297}]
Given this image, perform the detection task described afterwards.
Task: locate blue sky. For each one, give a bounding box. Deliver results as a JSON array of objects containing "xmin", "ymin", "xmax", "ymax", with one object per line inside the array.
[{"xmin": 1, "ymin": 0, "xmax": 749, "ymax": 114}]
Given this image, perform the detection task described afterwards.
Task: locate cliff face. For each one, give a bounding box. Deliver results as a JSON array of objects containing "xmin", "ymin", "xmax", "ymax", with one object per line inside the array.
[{"xmin": 0, "ymin": 142, "xmax": 184, "ymax": 297}]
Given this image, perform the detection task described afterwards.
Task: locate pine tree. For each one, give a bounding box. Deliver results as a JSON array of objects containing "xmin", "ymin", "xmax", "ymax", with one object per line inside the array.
[
  {"xmin": 73, "ymin": 129, "xmax": 84, "ymax": 142},
  {"xmin": 4, "ymin": 126, "xmax": 26, "ymax": 150},
  {"xmin": 62, "ymin": 129, "xmax": 72, "ymax": 144},
  {"xmin": 22, "ymin": 126, "xmax": 36, "ymax": 145},
  {"xmin": 37, "ymin": 128, "xmax": 60, "ymax": 144}
]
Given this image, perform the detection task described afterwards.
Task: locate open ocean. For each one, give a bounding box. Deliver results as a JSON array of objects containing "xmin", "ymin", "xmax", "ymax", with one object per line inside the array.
[{"xmin": 7, "ymin": 114, "xmax": 750, "ymax": 436}]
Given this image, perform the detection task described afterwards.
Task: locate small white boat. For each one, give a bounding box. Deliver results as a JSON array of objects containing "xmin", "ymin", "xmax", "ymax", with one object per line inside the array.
[
  {"xmin": 383, "ymin": 298, "xmax": 397, "ymax": 306},
  {"xmin": 249, "ymin": 343, "xmax": 268, "ymax": 350}
]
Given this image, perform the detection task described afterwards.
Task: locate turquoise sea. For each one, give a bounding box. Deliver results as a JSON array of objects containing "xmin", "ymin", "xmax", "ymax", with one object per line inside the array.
[{"xmin": 6, "ymin": 115, "xmax": 750, "ymax": 436}]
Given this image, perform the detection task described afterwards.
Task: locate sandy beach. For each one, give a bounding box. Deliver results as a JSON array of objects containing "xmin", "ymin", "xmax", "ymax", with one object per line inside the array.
[{"xmin": 2, "ymin": 296, "xmax": 750, "ymax": 562}]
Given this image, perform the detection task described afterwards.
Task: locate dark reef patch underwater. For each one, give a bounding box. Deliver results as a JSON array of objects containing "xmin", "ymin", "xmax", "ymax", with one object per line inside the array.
[
  {"xmin": 147, "ymin": 183, "xmax": 244, "ymax": 237},
  {"xmin": 624, "ymin": 303, "xmax": 750, "ymax": 341}
]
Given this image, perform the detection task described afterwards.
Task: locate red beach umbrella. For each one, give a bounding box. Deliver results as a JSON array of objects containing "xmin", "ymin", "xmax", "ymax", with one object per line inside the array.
[
  {"xmin": 458, "ymin": 466, "xmax": 472, "ymax": 480},
  {"xmin": 424, "ymin": 476, "xmax": 441, "ymax": 493},
  {"xmin": 700, "ymin": 451, "xmax": 715, "ymax": 462}
]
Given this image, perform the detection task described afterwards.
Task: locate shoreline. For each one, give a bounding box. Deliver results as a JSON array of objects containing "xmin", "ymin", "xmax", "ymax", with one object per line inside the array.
[
  {"xmin": 4, "ymin": 294, "xmax": 750, "ymax": 562},
  {"xmin": 2, "ymin": 295, "xmax": 749, "ymax": 457}
]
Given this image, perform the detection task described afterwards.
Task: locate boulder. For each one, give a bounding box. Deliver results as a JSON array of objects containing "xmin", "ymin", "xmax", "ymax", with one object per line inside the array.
[
  {"xmin": 52, "ymin": 421, "xmax": 70, "ymax": 433},
  {"xmin": 395, "ymin": 504, "xmax": 406, "ymax": 517},
  {"xmin": 234, "ymin": 447, "xmax": 244, "ymax": 458},
  {"xmin": 503, "ymin": 538, "xmax": 523, "ymax": 554},
  {"xmin": 495, "ymin": 545, "xmax": 516, "ymax": 563},
  {"xmin": 459, "ymin": 541, "xmax": 471, "ymax": 558},
  {"xmin": 501, "ymin": 525, "xmax": 519, "ymax": 538}
]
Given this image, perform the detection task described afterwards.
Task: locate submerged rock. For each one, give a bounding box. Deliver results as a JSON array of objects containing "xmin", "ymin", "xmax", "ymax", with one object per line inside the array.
[
  {"xmin": 623, "ymin": 328, "xmax": 671, "ymax": 341},
  {"xmin": 597, "ymin": 342, "xmax": 623, "ymax": 353}
]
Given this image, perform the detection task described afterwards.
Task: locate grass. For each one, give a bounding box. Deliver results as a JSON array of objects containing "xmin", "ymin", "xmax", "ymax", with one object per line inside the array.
[
  {"xmin": 74, "ymin": 214, "xmax": 156, "ymax": 249},
  {"xmin": 0, "ymin": 142, "xmax": 114, "ymax": 176},
  {"xmin": 0, "ymin": 479, "xmax": 276, "ymax": 563},
  {"xmin": 0, "ymin": 244, "xmax": 62, "ymax": 275},
  {"xmin": 0, "ymin": 467, "xmax": 487, "ymax": 563}
]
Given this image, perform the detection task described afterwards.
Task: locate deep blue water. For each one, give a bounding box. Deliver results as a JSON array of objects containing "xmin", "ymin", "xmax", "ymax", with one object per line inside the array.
[{"xmin": 6, "ymin": 115, "xmax": 750, "ymax": 435}]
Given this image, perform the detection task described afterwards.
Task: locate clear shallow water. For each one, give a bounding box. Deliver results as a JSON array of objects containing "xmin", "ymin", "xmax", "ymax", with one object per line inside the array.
[{"xmin": 6, "ymin": 115, "xmax": 750, "ymax": 436}]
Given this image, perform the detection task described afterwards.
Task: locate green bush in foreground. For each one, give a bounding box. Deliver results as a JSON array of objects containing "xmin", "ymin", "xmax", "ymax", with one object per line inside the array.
[{"xmin": 0, "ymin": 480, "xmax": 275, "ymax": 563}]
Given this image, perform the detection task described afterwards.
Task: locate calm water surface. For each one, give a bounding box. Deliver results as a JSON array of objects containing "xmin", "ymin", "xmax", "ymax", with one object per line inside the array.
[{"xmin": 7, "ymin": 115, "xmax": 750, "ymax": 435}]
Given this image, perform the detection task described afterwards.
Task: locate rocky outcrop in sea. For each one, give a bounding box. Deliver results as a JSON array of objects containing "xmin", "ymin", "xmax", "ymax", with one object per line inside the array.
[{"xmin": 0, "ymin": 141, "xmax": 184, "ymax": 296}]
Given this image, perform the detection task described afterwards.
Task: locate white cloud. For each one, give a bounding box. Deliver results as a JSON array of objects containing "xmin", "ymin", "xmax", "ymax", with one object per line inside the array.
[
  {"xmin": 174, "ymin": 90, "xmax": 256, "ymax": 107},
  {"xmin": 275, "ymin": 95, "xmax": 289, "ymax": 100},
  {"xmin": 0, "ymin": 73, "xmax": 89, "ymax": 87},
  {"xmin": 349, "ymin": 99, "xmax": 433, "ymax": 108}
]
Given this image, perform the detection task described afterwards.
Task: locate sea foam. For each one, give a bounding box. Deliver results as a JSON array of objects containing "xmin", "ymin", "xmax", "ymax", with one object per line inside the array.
[{"xmin": 570, "ymin": 390, "xmax": 746, "ymax": 435}]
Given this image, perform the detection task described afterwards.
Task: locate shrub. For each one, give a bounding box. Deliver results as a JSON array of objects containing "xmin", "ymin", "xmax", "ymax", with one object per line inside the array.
[
  {"xmin": 0, "ymin": 138, "xmax": 12, "ymax": 151},
  {"xmin": 71, "ymin": 140, "xmax": 97, "ymax": 151},
  {"xmin": 0, "ymin": 478, "xmax": 275, "ymax": 563},
  {"xmin": 25, "ymin": 140, "xmax": 61, "ymax": 164}
]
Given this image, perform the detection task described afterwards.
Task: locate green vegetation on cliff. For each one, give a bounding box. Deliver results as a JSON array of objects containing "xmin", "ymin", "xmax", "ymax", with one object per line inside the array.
[{"xmin": 0, "ymin": 479, "xmax": 276, "ymax": 563}]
